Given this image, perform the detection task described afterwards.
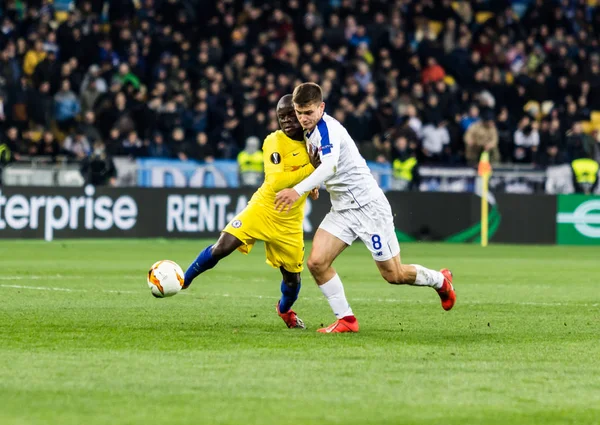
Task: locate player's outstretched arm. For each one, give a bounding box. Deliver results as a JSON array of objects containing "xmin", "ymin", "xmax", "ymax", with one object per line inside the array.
[
  {"xmin": 263, "ymin": 135, "xmax": 315, "ymax": 192},
  {"xmin": 266, "ymin": 164, "xmax": 315, "ymax": 192},
  {"xmin": 292, "ymin": 139, "xmax": 340, "ymax": 196},
  {"xmin": 275, "ymin": 129, "xmax": 340, "ymax": 213}
]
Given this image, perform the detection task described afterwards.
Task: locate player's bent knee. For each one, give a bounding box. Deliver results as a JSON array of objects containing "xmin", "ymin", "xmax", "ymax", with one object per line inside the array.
[
  {"xmin": 283, "ymin": 278, "xmax": 300, "ymax": 288},
  {"xmin": 211, "ymin": 233, "xmax": 241, "ymax": 259},
  {"xmin": 284, "ymin": 275, "xmax": 301, "ymax": 288},
  {"xmin": 307, "ymin": 257, "xmax": 327, "ymax": 275},
  {"xmin": 210, "ymin": 242, "xmax": 229, "ymax": 259},
  {"xmin": 280, "ymin": 268, "xmax": 301, "ymax": 287}
]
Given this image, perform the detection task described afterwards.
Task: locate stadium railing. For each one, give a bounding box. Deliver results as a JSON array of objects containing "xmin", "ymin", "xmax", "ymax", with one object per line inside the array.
[{"xmin": 2, "ymin": 157, "xmax": 596, "ymax": 195}]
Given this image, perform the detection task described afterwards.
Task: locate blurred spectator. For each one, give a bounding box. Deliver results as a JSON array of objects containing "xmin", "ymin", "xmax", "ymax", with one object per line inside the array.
[
  {"xmin": 1, "ymin": 0, "xmax": 600, "ymax": 174},
  {"xmin": 213, "ymin": 119, "xmax": 239, "ymax": 159},
  {"xmin": 28, "ymin": 81, "xmax": 53, "ymax": 128},
  {"xmin": 350, "ymin": 25, "xmax": 370, "ymax": 47},
  {"xmin": 496, "ymin": 108, "xmax": 514, "ymax": 163},
  {"xmin": 43, "ymin": 32, "xmax": 59, "ymax": 56},
  {"xmin": 190, "ymin": 132, "xmax": 215, "ymax": 162},
  {"xmin": 147, "ymin": 132, "xmax": 172, "ymax": 159},
  {"xmin": 79, "ymin": 111, "xmax": 102, "ymax": 143},
  {"xmin": 112, "ymin": 63, "xmax": 141, "ymax": 90},
  {"xmin": 63, "ymin": 129, "xmax": 91, "ymax": 160},
  {"xmin": 9, "ymin": 76, "xmax": 33, "ymax": 129},
  {"xmin": 514, "ymin": 116, "xmax": 540, "ymax": 163},
  {"xmin": 171, "ymin": 127, "xmax": 188, "ymax": 161},
  {"xmin": 537, "ymin": 118, "xmax": 567, "ymax": 166},
  {"xmin": 0, "ymin": 46, "xmax": 21, "ymax": 90},
  {"xmin": 184, "ymin": 101, "xmax": 208, "ymax": 135},
  {"xmin": 392, "ymin": 136, "xmax": 419, "ymax": 191},
  {"xmin": 238, "ymin": 136, "xmax": 263, "ymax": 187},
  {"xmin": 32, "ymin": 51, "xmax": 60, "ymax": 92},
  {"xmin": 371, "ymin": 134, "xmax": 392, "ymax": 164},
  {"xmin": 54, "ymin": 79, "xmax": 80, "ymax": 132},
  {"xmin": 354, "ymin": 62, "xmax": 372, "ymax": 91},
  {"xmin": 565, "ymin": 122, "xmax": 595, "ymax": 161},
  {"xmin": 121, "ymin": 130, "xmax": 144, "ymax": 157},
  {"xmin": 23, "ymin": 39, "xmax": 46, "ymax": 76},
  {"xmin": 110, "ymin": 91, "xmax": 136, "ymax": 135},
  {"xmin": 422, "ymin": 57, "xmax": 446, "ymax": 85},
  {"xmin": 421, "ymin": 119, "xmax": 451, "ymax": 163},
  {"xmin": 404, "ymin": 105, "xmax": 423, "ymax": 140},
  {"xmin": 464, "ymin": 110, "xmax": 500, "ymax": 165},
  {"xmin": 80, "ymin": 78, "xmax": 102, "ymax": 114},
  {"xmin": 571, "ymin": 156, "xmax": 599, "ymax": 195},
  {"xmin": 80, "ymin": 65, "xmax": 107, "ymax": 95},
  {"xmin": 423, "ymin": 94, "xmax": 443, "ymax": 125},
  {"xmin": 105, "ymin": 128, "xmax": 121, "ymax": 155},
  {"xmin": 22, "ymin": 130, "xmax": 39, "ymax": 157},
  {"xmin": 80, "ymin": 141, "xmax": 117, "ymax": 186},
  {"xmin": 0, "ymin": 126, "xmax": 20, "ymax": 162},
  {"xmin": 372, "ymin": 102, "xmax": 396, "ymax": 139},
  {"xmin": 460, "ymin": 105, "xmax": 480, "ymax": 131},
  {"xmin": 36, "ymin": 131, "xmax": 61, "ymax": 159}
]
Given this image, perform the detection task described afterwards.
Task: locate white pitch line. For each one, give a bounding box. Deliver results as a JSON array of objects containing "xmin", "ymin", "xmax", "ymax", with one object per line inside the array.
[
  {"xmin": 0, "ymin": 275, "xmax": 85, "ymax": 280},
  {"xmin": 0, "ymin": 284, "xmax": 79, "ymax": 292},
  {"xmin": 218, "ymin": 294, "xmax": 598, "ymax": 307},
  {"xmin": 0, "ymin": 284, "xmax": 139, "ymax": 294},
  {"xmin": 1, "ymin": 285, "xmax": 597, "ymax": 307},
  {"xmin": 0, "ymin": 275, "xmax": 145, "ymax": 281},
  {"xmin": 0, "ymin": 284, "xmax": 189, "ymax": 296}
]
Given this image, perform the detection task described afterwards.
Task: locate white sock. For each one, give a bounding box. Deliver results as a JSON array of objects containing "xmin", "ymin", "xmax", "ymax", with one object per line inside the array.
[
  {"xmin": 411, "ymin": 265, "xmax": 444, "ymax": 289},
  {"xmin": 319, "ymin": 274, "xmax": 354, "ymax": 319}
]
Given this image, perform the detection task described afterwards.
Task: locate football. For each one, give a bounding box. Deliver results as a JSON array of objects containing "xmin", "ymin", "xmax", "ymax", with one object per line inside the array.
[{"xmin": 147, "ymin": 260, "xmax": 185, "ymax": 298}]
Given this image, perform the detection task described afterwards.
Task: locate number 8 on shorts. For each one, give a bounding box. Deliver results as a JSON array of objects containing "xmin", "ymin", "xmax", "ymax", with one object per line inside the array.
[{"xmin": 371, "ymin": 234, "xmax": 382, "ymax": 250}]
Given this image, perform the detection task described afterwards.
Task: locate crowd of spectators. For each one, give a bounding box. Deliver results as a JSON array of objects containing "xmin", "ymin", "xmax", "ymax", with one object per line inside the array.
[{"xmin": 1, "ymin": 0, "xmax": 600, "ymax": 179}]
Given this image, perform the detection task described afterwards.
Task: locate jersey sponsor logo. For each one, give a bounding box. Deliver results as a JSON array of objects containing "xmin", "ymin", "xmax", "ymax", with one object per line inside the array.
[
  {"xmin": 232, "ymin": 219, "xmax": 242, "ymax": 228},
  {"xmin": 270, "ymin": 152, "xmax": 281, "ymax": 164},
  {"xmin": 292, "ymin": 152, "xmax": 299, "ymax": 156},
  {"xmin": 319, "ymin": 144, "xmax": 333, "ymax": 154}
]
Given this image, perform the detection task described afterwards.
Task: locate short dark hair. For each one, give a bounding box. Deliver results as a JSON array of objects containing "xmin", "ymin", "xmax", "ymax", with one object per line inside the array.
[{"xmin": 292, "ymin": 82, "xmax": 323, "ymax": 106}]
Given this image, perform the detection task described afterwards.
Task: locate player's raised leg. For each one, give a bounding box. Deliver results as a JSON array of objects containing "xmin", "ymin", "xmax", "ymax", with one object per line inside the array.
[
  {"xmin": 307, "ymin": 228, "xmax": 358, "ymax": 333},
  {"xmin": 375, "ymin": 256, "xmax": 455, "ymax": 311},
  {"xmin": 276, "ymin": 267, "xmax": 305, "ymax": 329},
  {"xmin": 356, "ymin": 195, "xmax": 456, "ymax": 311},
  {"xmin": 183, "ymin": 232, "xmax": 242, "ymax": 288}
]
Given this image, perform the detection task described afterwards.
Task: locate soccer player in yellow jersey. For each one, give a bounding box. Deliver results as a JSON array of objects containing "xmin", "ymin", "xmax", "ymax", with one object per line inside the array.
[{"xmin": 182, "ymin": 95, "xmax": 317, "ymax": 329}]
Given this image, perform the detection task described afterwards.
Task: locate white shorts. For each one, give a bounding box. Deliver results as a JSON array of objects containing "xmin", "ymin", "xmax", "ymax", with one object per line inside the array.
[{"xmin": 319, "ymin": 194, "xmax": 401, "ymax": 261}]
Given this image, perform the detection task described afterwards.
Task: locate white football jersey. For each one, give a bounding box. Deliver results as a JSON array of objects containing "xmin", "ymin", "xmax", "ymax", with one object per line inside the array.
[{"xmin": 293, "ymin": 112, "xmax": 383, "ymax": 211}]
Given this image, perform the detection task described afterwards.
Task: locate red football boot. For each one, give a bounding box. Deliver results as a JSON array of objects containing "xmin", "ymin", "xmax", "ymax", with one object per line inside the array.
[
  {"xmin": 316, "ymin": 315, "xmax": 359, "ymax": 333},
  {"xmin": 437, "ymin": 269, "xmax": 456, "ymax": 311},
  {"xmin": 276, "ymin": 301, "xmax": 305, "ymax": 329}
]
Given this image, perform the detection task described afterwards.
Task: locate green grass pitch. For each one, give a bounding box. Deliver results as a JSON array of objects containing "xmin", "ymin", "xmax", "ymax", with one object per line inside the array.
[{"xmin": 1, "ymin": 240, "xmax": 599, "ymax": 425}]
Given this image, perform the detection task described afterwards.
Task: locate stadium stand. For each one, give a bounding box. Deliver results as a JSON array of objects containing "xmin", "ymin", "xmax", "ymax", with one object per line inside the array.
[{"xmin": 1, "ymin": 0, "xmax": 600, "ymax": 187}]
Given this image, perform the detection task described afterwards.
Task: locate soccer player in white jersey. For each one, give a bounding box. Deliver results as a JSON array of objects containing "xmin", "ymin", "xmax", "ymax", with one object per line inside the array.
[{"xmin": 275, "ymin": 82, "xmax": 456, "ymax": 333}]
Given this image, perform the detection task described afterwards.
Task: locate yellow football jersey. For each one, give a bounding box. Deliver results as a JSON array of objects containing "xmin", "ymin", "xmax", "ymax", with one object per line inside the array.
[
  {"xmin": 222, "ymin": 130, "xmax": 314, "ymax": 272},
  {"xmin": 248, "ymin": 130, "xmax": 314, "ymax": 229}
]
